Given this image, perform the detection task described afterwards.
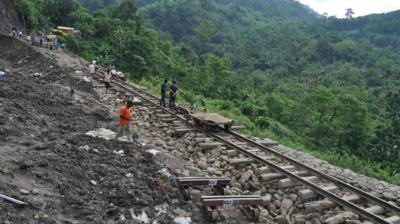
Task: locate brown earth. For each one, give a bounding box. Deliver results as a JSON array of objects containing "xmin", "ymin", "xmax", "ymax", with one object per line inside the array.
[{"xmin": 0, "ymin": 35, "xmax": 211, "ymax": 224}]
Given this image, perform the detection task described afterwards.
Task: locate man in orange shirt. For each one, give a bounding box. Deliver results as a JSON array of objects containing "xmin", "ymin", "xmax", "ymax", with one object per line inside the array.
[{"xmin": 115, "ymin": 101, "xmax": 134, "ymax": 141}]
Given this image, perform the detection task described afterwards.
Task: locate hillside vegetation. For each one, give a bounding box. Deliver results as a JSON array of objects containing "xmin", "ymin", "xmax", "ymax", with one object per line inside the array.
[{"xmin": 10, "ymin": 0, "xmax": 400, "ymax": 184}]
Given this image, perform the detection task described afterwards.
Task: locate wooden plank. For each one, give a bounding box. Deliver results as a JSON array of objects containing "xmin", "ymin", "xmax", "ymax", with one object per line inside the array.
[{"xmin": 190, "ymin": 113, "xmax": 235, "ymax": 125}]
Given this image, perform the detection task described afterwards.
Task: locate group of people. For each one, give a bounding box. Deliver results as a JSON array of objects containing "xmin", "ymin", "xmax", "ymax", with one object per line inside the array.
[
  {"xmin": 87, "ymin": 59, "xmax": 115, "ymax": 94},
  {"xmin": 14, "ymin": 28, "xmax": 60, "ymax": 51},
  {"xmin": 160, "ymin": 79, "xmax": 179, "ymax": 109},
  {"xmin": 85, "ymin": 58, "xmax": 180, "ymax": 142},
  {"xmin": 115, "ymin": 79, "xmax": 179, "ymax": 141},
  {"xmin": 11, "ymin": 28, "xmax": 22, "ymax": 39}
]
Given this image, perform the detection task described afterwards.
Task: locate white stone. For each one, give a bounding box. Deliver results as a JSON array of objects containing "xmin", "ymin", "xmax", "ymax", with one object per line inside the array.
[
  {"xmin": 207, "ymin": 167, "xmax": 216, "ymax": 175},
  {"xmin": 198, "ymin": 161, "xmax": 207, "ymax": 170}
]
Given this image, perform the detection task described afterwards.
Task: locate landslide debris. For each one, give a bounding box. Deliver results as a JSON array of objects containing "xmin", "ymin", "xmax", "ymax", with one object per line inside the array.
[{"xmin": 0, "ymin": 35, "xmax": 183, "ymax": 224}]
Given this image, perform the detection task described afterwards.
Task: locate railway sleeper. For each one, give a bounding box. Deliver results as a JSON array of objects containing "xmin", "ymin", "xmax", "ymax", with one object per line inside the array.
[
  {"xmin": 174, "ymin": 128, "xmax": 198, "ymax": 134},
  {"xmin": 160, "ymin": 118, "xmax": 177, "ymax": 123},
  {"xmin": 227, "ymin": 149, "xmax": 261, "ymax": 157},
  {"xmin": 278, "ymin": 176, "xmax": 321, "ymax": 188},
  {"xmin": 298, "ymin": 185, "xmax": 340, "ymax": 200},
  {"xmin": 199, "ymin": 143, "xmax": 225, "ymax": 149},
  {"xmin": 261, "ymin": 171, "xmax": 309, "ymax": 182},
  {"xmin": 302, "ymin": 195, "xmax": 361, "ymax": 212},
  {"xmin": 156, "ymin": 114, "xmax": 172, "ymax": 118},
  {"xmin": 385, "ymin": 215, "xmax": 400, "ymax": 224},
  {"xmin": 256, "ymin": 165, "xmax": 297, "ymax": 175},
  {"xmin": 201, "ymin": 195, "xmax": 263, "ymax": 222},
  {"xmin": 228, "ymin": 157, "xmax": 276, "ymax": 166},
  {"xmin": 177, "ymin": 177, "xmax": 230, "ymax": 200}
]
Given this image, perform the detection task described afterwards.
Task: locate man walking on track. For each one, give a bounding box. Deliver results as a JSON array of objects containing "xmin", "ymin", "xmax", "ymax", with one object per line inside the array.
[
  {"xmin": 115, "ymin": 101, "xmax": 134, "ymax": 141},
  {"xmin": 169, "ymin": 80, "xmax": 178, "ymax": 109},
  {"xmin": 160, "ymin": 79, "xmax": 167, "ymax": 108}
]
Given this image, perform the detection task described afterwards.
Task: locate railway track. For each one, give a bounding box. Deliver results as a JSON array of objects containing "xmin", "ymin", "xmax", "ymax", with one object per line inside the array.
[{"xmin": 79, "ymin": 59, "xmax": 400, "ymax": 224}]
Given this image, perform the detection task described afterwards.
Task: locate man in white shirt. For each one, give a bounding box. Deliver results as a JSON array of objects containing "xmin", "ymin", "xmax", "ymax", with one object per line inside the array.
[{"xmin": 88, "ymin": 63, "xmax": 95, "ymax": 82}]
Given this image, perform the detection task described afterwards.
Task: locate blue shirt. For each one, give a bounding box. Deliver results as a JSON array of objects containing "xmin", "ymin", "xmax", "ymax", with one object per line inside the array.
[
  {"xmin": 161, "ymin": 83, "xmax": 167, "ymax": 95},
  {"xmin": 170, "ymin": 84, "xmax": 178, "ymax": 96}
]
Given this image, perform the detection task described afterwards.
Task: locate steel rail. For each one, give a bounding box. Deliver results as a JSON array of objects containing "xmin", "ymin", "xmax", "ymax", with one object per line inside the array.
[
  {"xmin": 227, "ymin": 131, "xmax": 400, "ymax": 214},
  {"xmin": 81, "ymin": 61, "xmax": 398, "ymax": 224},
  {"xmin": 108, "ymin": 79, "xmax": 394, "ymax": 224}
]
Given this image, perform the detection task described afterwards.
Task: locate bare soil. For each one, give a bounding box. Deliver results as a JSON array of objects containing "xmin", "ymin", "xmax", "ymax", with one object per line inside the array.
[{"xmin": 0, "ymin": 35, "xmax": 205, "ymax": 224}]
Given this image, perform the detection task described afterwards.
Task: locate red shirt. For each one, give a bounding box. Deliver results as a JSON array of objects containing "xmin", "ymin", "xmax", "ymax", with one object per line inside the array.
[{"xmin": 119, "ymin": 105, "xmax": 131, "ymax": 125}]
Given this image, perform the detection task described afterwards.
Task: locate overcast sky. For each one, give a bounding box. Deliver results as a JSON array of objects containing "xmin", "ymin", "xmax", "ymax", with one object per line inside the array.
[{"xmin": 299, "ymin": 0, "xmax": 400, "ymax": 18}]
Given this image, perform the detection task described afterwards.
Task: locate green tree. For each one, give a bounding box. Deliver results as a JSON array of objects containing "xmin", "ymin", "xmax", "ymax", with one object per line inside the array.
[
  {"xmin": 193, "ymin": 20, "xmax": 215, "ymax": 52},
  {"xmin": 345, "ymin": 8, "xmax": 355, "ymax": 19}
]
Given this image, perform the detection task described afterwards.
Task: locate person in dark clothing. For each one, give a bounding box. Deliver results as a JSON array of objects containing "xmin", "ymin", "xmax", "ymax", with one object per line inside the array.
[
  {"xmin": 160, "ymin": 79, "xmax": 167, "ymax": 107},
  {"xmin": 169, "ymin": 80, "xmax": 178, "ymax": 110},
  {"xmin": 39, "ymin": 37, "xmax": 43, "ymax": 47}
]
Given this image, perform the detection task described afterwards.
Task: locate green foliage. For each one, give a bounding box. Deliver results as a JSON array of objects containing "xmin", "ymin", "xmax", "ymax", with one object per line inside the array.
[
  {"xmin": 13, "ymin": 0, "xmax": 400, "ymax": 184},
  {"xmin": 193, "ymin": 19, "xmax": 215, "ymax": 49}
]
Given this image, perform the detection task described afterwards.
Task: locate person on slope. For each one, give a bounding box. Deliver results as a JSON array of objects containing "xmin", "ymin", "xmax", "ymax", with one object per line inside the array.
[
  {"xmin": 160, "ymin": 79, "xmax": 167, "ymax": 108},
  {"xmin": 88, "ymin": 63, "xmax": 95, "ymax": 82},
  {"xmin": 115, "ymin": 101, "xmax": 135, "ymax": 141},
  {"xmin": 103, "ymin": 69, "xmax": 112, "ymax": 94},
  {"xmin": 169, "ymin": 80, "xmax": 178, "ymax": 110}
]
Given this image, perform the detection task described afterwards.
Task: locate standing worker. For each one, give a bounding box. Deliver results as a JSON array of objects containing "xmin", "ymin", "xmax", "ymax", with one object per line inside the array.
[
  {"xmin": 169, "ymin": 80, "xmax": 178, "ymax": 110},
  {"xmin": 115, "ymin": 101, "xmax": 135, "ymax": 141},
  {"xmin": 160, "ymin": 79, "xmax": 167, "ymax": 108},
  {"xmin": 88, "ymin": 63, "xmax": 95, "ymax": 82},
  {"xmin": 26, "ymin": 35, "xmax": 31, "ymax": 44},
  {"xmin": 39, "ymin": 37, "xmax": 43, "ymax": 48},
  {"xmin": 103, "ymin": 69, "xmax": 112, "ymax": 94}
]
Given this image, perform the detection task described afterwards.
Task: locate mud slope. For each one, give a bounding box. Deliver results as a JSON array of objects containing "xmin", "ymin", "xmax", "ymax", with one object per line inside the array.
[
  {"xmin": 0, "ymin": 35, "xmax": 182, "ymax": 224},
  {"xmin": 0, "ymin": 0, "xmax": 20, "ymax": 34}
]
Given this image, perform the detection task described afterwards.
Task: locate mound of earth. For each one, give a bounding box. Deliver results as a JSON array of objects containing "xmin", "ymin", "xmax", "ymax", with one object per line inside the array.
[{"xmin": 0, "ymin": 35, "xmax": 198, "ymax": 224}]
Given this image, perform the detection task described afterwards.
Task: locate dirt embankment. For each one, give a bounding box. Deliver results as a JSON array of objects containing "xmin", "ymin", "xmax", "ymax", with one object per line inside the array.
[
  {"xmin": 0, "ymin": 0, "xmax": 21, "ymax": 34},
  {"xmin": 0, "ymin": 35, "xmax": 184, "ymax": 224}
]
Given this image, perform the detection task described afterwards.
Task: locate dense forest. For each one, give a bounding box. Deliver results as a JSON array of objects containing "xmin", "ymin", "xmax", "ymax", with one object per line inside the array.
[{"xmin": 9, "ymin": 0, "xmax": 400, "ymax": 184}]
